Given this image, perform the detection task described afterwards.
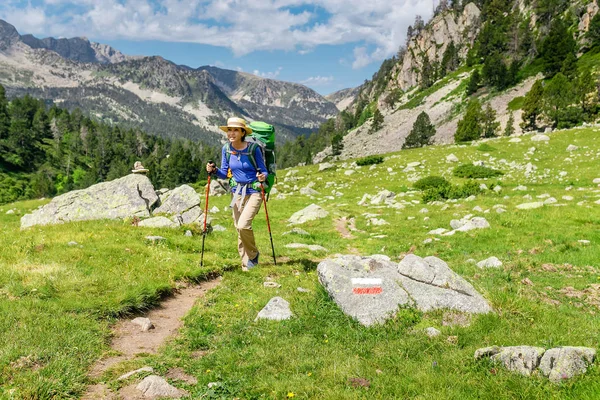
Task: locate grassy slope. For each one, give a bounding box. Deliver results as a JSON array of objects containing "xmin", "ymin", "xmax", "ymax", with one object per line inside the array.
[{"xmin": 2, "ymin": 127, "xmax": 600, "ymax": 398}]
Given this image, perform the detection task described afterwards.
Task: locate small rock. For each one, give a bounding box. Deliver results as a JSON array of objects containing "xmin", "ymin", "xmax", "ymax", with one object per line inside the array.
[
  {"xmin": 476, "ymin": 346, "xmax": 545, "ymax": 376},
  {"xmin": 145, "ymin": 236, "xmax": 166, "ymax": 242},
  {"xmin": 256, "ymin": 297, "xmax": 292, "ymax": 321},
  {"xmin": 263, "ymin": 281, "xmax": 281, "ymax": 288},
  {"xmin": 426, "ymin": 327, "xmax": 441, "ymax": 337},
  {"xmin": 446, "ymin": 154, "xmax": 459, "ymax": 162},
  {"xmin": 131, "ymin": 317, "xmax": 155, "ymax": 332},
  {"xmin": 539, "ymin": 347, "xmax": 596, "ymax": 383},
  {"xmin": 6, "ymin": 209, "xmax": 14, "ymax": 214},
  {"xmin": 136, "ymin": 375, "xmax": 186, "ymax": 398},
  {"xmin": 593, "ymin": 178, "xmax": 600, "ymax": 184},
  {"xmin": 578, "ymin": 240, "xmax": 590, "ymax": 245},
  {"xmin": 67, "ymin": 241, "xmax": 78, "ymax": 246},
  {"xmin": 118, "ymin": 367, "xmax": 154, "ymax": 381},
  {"xmin": 185, "ymin": 230, "xmax": 193, "ymax": 237},
  {"xmin": 532, "ymin": 135, "xmax": 550, "ymax": 142},
  {"xmin": 521, "ymin": 278, "xmax": 534, "ymax": 286},
  {"xmin": 282, "ymin": 227, "xmax": 310, "ymax": 236},
  {"xmin": 566, "ymin": 145, "xmax": 578, "ymax": 152},
  {"xmin": 516, "ymin": 202, "xmax": 544, "ymax": 210},
  {"xmin": 209, "ymin": 206, "xmax": 220, "ymax": 213},
  {"xmin": 297, "ymin": 287, "xmax": 311, "ymax": 293},
  {"xmin": 212, "ymin": 224, "xmax": 227, "ymax": 232},
  {"xmin": 477, "ymin": 257, "xmax": 502, "ymax": 268}
]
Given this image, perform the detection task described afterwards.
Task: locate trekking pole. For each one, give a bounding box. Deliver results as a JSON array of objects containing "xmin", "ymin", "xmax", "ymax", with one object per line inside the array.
[
  {"xmin": 260, "ymin": 183, "xmax": 277, "ymax": 265},
  {"xmin": 200, "ymin": 161, "xmax": 214, "ymax": 267}
]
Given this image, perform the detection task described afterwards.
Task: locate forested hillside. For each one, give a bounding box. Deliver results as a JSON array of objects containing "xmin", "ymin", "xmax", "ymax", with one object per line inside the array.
[
  {"xmin": 278, "ymin": 0, "xmax": 600, "ymax": 166},
  {"xmin": 0, "ymin": 84, "xmax": 218, "ymax": 204}
]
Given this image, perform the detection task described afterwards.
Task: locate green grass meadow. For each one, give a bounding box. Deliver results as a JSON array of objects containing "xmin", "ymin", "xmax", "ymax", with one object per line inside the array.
[{"xmin": 2, "ymin": 127, "xmax": 600, "ymax": 398}]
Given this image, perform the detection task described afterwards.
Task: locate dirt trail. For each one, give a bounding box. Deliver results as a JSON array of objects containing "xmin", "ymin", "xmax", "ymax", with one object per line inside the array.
[{"xmin": 83, "ymin": 277, "xmax": 221, "ymax": 399}]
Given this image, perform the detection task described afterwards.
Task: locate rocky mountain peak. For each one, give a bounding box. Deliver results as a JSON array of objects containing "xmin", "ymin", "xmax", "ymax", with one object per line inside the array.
[{"xmin": 0, "ymin": 19, "xmax": 21, "ymax": 50}]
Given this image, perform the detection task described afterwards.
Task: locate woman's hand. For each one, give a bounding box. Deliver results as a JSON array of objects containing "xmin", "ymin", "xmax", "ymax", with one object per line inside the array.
[
  {"xmin": 256, "ymin": 172, "xmax": 266, "ymax": 182},
  {"xmin": 206, "ymin": 162, "xmax": 216, "ymax": 174}
]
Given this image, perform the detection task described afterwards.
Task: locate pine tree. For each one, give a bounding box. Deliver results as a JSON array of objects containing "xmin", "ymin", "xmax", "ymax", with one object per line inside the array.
[
  {"xmin": 420, "ymin": 54, "xmax": 434, "ymax": 89},
  {"xmin": 481, "ymin": 103, "xmax": 500, "ymax": 138},
  {"xmin": 541, "ymin": 20, "xmax": 576, "ymax": 78},
  {"xmin": 543, "ymin": 72, "xmax": 574, "ymax": 128},
  {"xmin": 521, "ymin": 80, "xmax": 544, "ymax": 131},
  {"xmin": 369, "ymin": 109, "xmax": 384, "ymax": 134},
  {"xmin": 0, "ymin": 84, "xmax": 9, "ymax": 140},
  {"xmin": 455, "ymin": 99, "xmax": 483, "ymax": 142},
  {"xmin": 482, "ymin": 52, "xmax": 508, "ymax": 90},
  {"xmin": 403, "ymin": 112, "xmax": 436, "ymax": 149},
  {"xmin": 466, "ymin": 69, "xmax": 481, "ymax": 95},
  {"xmin": 440, "ymin": 41, "xmax": 459, "ymax": 77},
  {"xmin": 331, "ymin": 133, "xmax": 343, "ymax": 156},
  {"xmin": 504, "ymin": 112, "xmax": 515, "ymax": 136},
  {"xmin": 560, "ymin": 53, "xmax": 577, "ymax": 79},
  {"xmin": 575, "ymin": 67, "xmax": 598, "ymax": 118}
]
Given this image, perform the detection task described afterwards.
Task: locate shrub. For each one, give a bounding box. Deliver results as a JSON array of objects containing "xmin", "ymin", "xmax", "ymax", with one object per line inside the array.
[
  {"xmin": 356, "ymin": 155, "xmax": 384, "ymax": 166},
  {"xmin": 453, "ymin": 164, "xmax": 503, "ymax": 179},
  {"xmin": 414, "ymin": 176, "xmax": 451, "ymax": 191},
  {"xmin": 420, "ymin": 180, "xmax": 481, "ymax": 203},
  {"xmin": 476, "ymin": 143, "xmax": 496, "ymax": 152},
  {"xmin": 447, "ymin": 180, "xmax": 481, "ymax": 198}
]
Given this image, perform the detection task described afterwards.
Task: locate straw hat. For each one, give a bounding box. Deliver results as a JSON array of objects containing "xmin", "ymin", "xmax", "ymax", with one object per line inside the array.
[
  {"xmin": 132, "ymin": 161, "xmax": 149, "ymax": 173},
  {"xmin": 219, "ymin": 117, "xmax": 252, "ymax": 134}
]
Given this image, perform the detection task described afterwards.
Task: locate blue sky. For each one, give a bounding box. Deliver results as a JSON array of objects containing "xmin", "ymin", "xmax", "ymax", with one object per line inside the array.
[{"xmin": 0, "ymin": 0, "xmax": 433, "ymax": 95}]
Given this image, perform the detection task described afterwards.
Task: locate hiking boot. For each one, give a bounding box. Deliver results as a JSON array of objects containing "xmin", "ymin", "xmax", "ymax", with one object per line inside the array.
[{"xmin": 246, "ymin": 252, "xmax": 259, "ymax": 269}]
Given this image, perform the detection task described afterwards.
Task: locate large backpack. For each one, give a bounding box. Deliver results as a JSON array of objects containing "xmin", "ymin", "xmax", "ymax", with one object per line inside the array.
[{"xmin": 223, "ymin": 121, "xmax": 276, "ymax": 196}]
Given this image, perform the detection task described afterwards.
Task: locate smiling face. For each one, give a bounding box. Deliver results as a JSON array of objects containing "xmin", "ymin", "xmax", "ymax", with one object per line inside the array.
[{"xmin": 227, "ymin": 127, "xmax": 246, "ymax": 145}]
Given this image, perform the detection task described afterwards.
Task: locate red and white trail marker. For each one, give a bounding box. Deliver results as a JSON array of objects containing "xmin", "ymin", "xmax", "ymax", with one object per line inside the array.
[{"xmin": 351, "ymin": 278, "xmax": 383, "ymax": 295}]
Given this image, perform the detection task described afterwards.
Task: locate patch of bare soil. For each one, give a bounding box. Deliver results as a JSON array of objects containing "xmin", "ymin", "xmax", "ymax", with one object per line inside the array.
[
  {"xmin": 82, "ymin": 278, "xmax": 221, "ymax": 399},
  {"xmin": 335, "ymin": 217, "xmax": 355, "ymax": 239}
]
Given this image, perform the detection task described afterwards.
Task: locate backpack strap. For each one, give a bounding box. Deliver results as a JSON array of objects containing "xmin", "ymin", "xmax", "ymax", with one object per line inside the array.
[{"xmin": 224, "ymin": 142, "xmax": 258, "ymax": 167}]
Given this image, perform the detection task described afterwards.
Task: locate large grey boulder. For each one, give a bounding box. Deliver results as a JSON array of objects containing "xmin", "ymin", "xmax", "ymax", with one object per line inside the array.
[
  {"xmin": 475, "ymin": 346, "xmax": 545, "ymax": 376},
  {"xmin": 288, "ymin": 204, "xmax": 329, "ymax": 224},
  {"xmin": 136, "ymin": 375, "xmax": 186, "ymax": 398},
  {"xmin": 154, "ymin": 185, "xmax": 200, "ymax": 216},
  {"xmin": 317, "ymin": 254, "xmax": 491, "ymax": 326},
  {"xmin": 21, "ymin": 174, "xmax": 158, "ymax": 229},
  {"xmin": 397, "ymin": 255, "xmax": 492, "ymax": 313},
  {"xmin": 539, "ymin": 347, "xmax": 596, "ymax": 383},
  {"xmin": 209, "ymin": 179, "xmax": 229, "ymax": 196}
]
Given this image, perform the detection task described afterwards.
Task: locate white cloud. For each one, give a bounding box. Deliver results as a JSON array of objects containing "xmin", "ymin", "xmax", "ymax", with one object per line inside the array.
[
  {"xmin": 299, "ymin": 75, "xmax": 334, "ymax": 86},
  {"xmin": 252, "ymin": 67, "xmax": 283, "ymax": 79},
  {"xmin": 0, "ymin": 0, "xmax": 433, "ymax": 67}
]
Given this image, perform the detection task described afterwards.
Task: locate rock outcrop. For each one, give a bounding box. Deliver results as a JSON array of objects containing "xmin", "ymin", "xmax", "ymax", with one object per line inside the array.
[
  {"xmin": 21, "ymin": 174, "xmax": 158, "ymax": 229},
  {"xmin": 317, "ymin": 254, "xmax": 492, "ymax": 326}
]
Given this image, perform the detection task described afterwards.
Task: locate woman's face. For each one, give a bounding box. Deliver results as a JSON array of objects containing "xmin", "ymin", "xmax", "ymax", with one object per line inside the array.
[{"xmin": 227, "ymin": 127, "xmax": 245, "ymax": 143}]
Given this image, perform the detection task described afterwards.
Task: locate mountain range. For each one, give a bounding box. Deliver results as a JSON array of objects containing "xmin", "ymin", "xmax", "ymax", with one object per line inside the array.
[{"xmin": 0, "ymin": 19, "xmax": 339, "ymax": 144}]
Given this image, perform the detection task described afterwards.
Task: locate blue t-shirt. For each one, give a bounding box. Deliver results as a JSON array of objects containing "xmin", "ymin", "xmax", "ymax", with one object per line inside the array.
[{"xmin": 216, "ymin": 143, "xmax": 268, "ymax": 194}]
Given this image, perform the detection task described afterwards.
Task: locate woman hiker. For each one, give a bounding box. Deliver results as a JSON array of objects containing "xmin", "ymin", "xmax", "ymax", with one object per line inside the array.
[{"xmin": 206, "ymin": 117, "xmax": 268, "ymax": 271}]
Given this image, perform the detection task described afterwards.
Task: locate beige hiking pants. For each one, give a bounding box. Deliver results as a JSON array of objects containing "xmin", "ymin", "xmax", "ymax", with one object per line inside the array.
[{"xmin": 231, "ymin": 192, "xmax": 262, "ymax": 266}]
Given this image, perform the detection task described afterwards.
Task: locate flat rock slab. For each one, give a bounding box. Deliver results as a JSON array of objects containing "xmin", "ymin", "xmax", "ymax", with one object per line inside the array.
[
  {"xmin": 317, "ymin": 254, "xmax": 491, "ymax": 326},
  {"xmin": 476, "ymin": 346, "xmax": 596, "ymax": 381},
  {"xmin": 288, "ymin": 204, "xmax": 329, "ymax": 224},
  {"xmin": 21, "ymin": 174, "xmax": 158, "ymax": 228},
  {"xmin": 256, "ymin": 297, "xmax": 292, "ymax": 321},
  {"xmin": 539, "ymin": 347, "xmax": 596, "ymax": 383}
]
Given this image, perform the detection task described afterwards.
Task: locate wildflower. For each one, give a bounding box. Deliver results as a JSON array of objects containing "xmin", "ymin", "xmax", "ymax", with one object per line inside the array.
[
  {"xmin": 287, "ymin": 392, "xmax": 296, "ymax": 398},
  {"xmin": 307, "ymin": 372, "xmax": 312, "ymax": 376}
]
